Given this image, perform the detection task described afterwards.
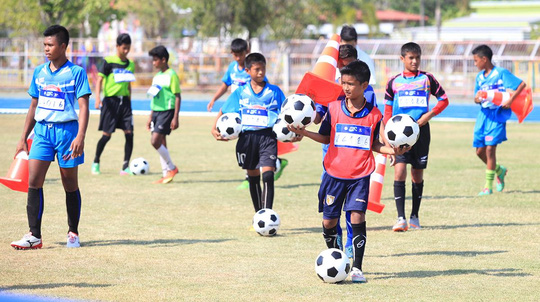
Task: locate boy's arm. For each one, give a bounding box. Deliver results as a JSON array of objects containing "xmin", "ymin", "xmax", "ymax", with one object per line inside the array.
[
  {"xmin": 207, "ymin": 83, "xmax": 229, "ymax": 111},
  {"xmin": 146, "ymin": 110, "xmax": 153, "ymax": 131},
  {"xmin": 503, "ymin": 81, "xmax": 526, "ymax": 109},
  {"xmin": 211, "ymin": 109, "xmax": 228, "ymax": 141},
  {"xmin": 287, "ymin": 125, "xmax": 330, "ymax": 145},
  {"xmin": 171, "ymin": 93, "xmax": 181, "ymax": 130},
  {"xmin": 15, "ymin": 97, "xmax": 38, "ymax": 156},
  {"xmin": 66, "ymin": 95, "xmax": 90, "ymax": 160},
  {"xmin": 94, "ymin": 76, "xmax": 103, "ymax": 109},
  {"xmin": 417, "ymin": 74, "xmax": 449, "ymax": 127}
]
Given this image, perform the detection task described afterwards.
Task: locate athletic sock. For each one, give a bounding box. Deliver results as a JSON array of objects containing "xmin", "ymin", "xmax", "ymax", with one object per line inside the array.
[
  {"xmin": 394, "ymin": 181, "xmax": 406, "ymax": 219},
  {"xmin": 495, "ymin": 164, "xmax": 501, "ymax": 175},
  {"xmin": 66, "ymin": 189, "xmax": 81, "ymax": 235},
  {"xmin": 94, "ymin": 135, "xmax": 111, "ymax": 163},
  {"xmin": 352, "ymin": 222, "xmax": 367, "ymax": 271},
  {"xmin": 156, "ymin": 145, "xmax": 175, "ymax": 171},
  {"xmin": 322, "ymin": 223, "xmax": 340, "ymax": 249},
  {"xmin": 411, "ymin": 181, "xmax": 424, "ymax": 218},
  {"xmin": 248, "ymin": 175, "xmax": 262, "ymax": 212},
  {"xmin": 261, "ymin": 171, "xmax": 274, "ymax": 209},
  {"xmin": 123, "ymin": 133, "xmax": 133, "ymax": 170},
  {"xmin": 27, "ymin": 188, "xmax": 44, "ymax": 239},
  {"xmin": 159, "ymin": 156, "xmax": 168, "ymax": 177},
  {"xmin": 485, "ymin": 169, "xmax": 495, "ymax": 190},
  {"xmin": 345, "ymin": 211, "xmax": 353, "ymax": 247}
]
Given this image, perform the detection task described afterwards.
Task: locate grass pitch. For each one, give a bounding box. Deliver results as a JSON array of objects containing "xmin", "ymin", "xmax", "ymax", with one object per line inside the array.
[{"xmin": 0, "ymin": 114, "xmax": 539, "ymax": 301}]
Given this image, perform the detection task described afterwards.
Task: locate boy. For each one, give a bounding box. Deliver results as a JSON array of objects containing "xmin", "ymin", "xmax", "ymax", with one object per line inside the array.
[
  {"xmin": 384, "ymin": 42, "xmax": 449, "ymax": 231},
  {"xmin": 92, "ymin": 33, "xmax": 135, "ymax": 175},
  {"xmin": 289, "ymin": 60, "xmax": 404, "ymax": 283},
  {"xmin": 11, "ymin": 25, "xmax": 91, "ymax": 249},
  {"xmin": 211, "ymin": 53, "xmax": 285, "ymax": 212},
  {"xmin": 207, "ymin": 39, "xmax": 287, "ymax": 188},
  {"xmin": 340, "ymin": 25, "xmax": 376, "ymax": 85},
  {"xmin": 147, "ymin": 45, "xmax": 181, "ymax": 184},
  {"xmin": 313, "ymin": 44, "xmax": 378, "ymax": 259},
  {"xmin": 472, "ymin": 45, "xmax": 525, "ymax": 196}
]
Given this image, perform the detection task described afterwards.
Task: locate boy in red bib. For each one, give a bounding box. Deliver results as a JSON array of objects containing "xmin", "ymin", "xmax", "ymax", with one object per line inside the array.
[{"xmin": 289, "ymin": 61, "xmax": 405, "ymax": 283}]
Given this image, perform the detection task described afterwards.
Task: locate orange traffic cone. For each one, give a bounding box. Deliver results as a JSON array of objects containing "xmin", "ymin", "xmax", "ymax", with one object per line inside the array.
[
  {"xmin": 296, "ymin": 34, "xmax": 343, "ymax": 106},
  {"xmin": 277, "ymin": 141, "xmax": 298, "ymax": 156},
  {"xmin": 478, "ymin": 88, "xmax": 534, "ymax": 123},
  {"xmin": 0, "ymin": 131, "xmax": 34, "ymax": 193},
  {"xmin": 367, "ymin": 154, "xmax": 387, "ymax": 213}
]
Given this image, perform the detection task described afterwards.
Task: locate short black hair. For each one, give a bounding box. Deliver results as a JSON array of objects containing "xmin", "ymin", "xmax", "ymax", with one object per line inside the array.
[
  {"xmin": 231, "ymin": 38, "xmax": 248, "ymax": 53},
  {"xmin": 245, "ymin": 53, "xmax": 266, "ymax": 69},
  {"xmin": 43, "ymin": 25, "xmax": 69, "ymax": 46},
  {"xmin": 401, "ymin": 42, "xmax": 422, "ymax": 57},
  {"xmin": 340, "ymin": 60, "xmax": 370, "ymax": 85},
  {"xmin": 339, "ymin": 44, "xmax": 357, "ymax": 60},
  {"xmin": 340, "ymin": 25, "xmax": 357, "ymax": 42},
  {"xmin": 472, "ymin": 44, "xmax": 493, "ymax": 61},
  {"xmin": 117, "ymin": 33, "xmax": 131, "ymax": 46},
  {"xmin": 148, "ymin": 45, "xmax": 169, "ymax": 62}
]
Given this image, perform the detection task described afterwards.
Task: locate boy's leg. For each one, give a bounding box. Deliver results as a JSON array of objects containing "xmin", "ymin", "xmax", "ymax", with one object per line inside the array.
[
  {"xmin": 410, "ymin": 168, "xmax": 424, "ymax": 229},
  {"xmin": 322, "ymin": 218, "xmax": 341, "ymax": 249},
  {"xmin": 344, "ymin": 211, "xmax": 353, "ymax": 257},
  {"xmin": 350, "ymin": 211, "xmax": 366, "ymax": 272},
  {"xmin": 60, "ymin": 166, "xmax": 82, "ymax": 248},
  {"xmin": 261, "ymin": 167, "xmax": 274, "ymax": 209},
  {"xmin": 479, "ymin": 145, "xmax": 497, "ymax": 195},
  {"xmin": 121, "ymin": 130, "xmax": 133, "ymax": 173},
  {"xmin": 393, "ymin": 163, "xmax": 408, "ymax": 231},
  {"xmin": 92, "ymin": 133, "xmax": 111, "ymax": 174},
  {"xmin": 152, "ymin": 132, "xmax": 177, "ymax": 183},
  {"xmin": 247, "ymin": 169, "xmax": 262, "ymax": 212}
]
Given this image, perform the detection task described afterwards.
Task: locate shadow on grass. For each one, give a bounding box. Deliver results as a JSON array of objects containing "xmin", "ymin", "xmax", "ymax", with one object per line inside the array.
[
  {"xmin": 374, "ymin": 250, "xmax": 507, "ymax": 257},
  {"xmin": 503, "ymin": 190, "xmax": 540, "ymax": 194},
  {"xmin": 1, "ymin": 283, "xmax": 112, "ymax": 291},
  {"xmin": 423, "ymin": 222, "xmax": 540, "ymax": 230},
  {"xmin": 370, "ymin": 268, "xmax": 532, "ymax": 280},
  {"xmin": 62, "ymin": 238, "xmax": 231, "ymax": 248},
  {"xmin": 380, "ymin": 195, "xmax": 475, "ymax": 202},
  {"xmin": 277, "ymin": 183, "xmax": 321, "ymax": 189}
]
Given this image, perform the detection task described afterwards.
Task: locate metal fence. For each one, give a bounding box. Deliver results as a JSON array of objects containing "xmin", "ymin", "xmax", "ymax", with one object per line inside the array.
[{"xmin": 1, "ymin": 37, "xmax": 539, "ymax": 98}]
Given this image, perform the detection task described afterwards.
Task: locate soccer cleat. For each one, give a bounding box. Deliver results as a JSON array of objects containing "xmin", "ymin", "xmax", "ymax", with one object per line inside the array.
[
  {"xmin": 409, "ymin": 215, "xmax": 421, "ymax": 230},
  {"xmin": 496, "ymin": 166, "xmax": 507, "ymax": 192},
  {"xmin": 274, "ymin": 158, "xmax": 288, "ymax": 181},
  {"xmin": 91, "ymin": 163, "xmax": 101, "ymax": 175},
  {"xmin": 11, "ymin": 233, "xmax": 42, "ymax": 250},
  {"xmin": 236, "ymin": 180, "xmax": 249, "ymax": 190},
  {"xmin": 351, "ymin": 267, "xmax": 367, "ymax": 283},
  {"xmin": 478, "ymin": 188, "xmax": 493, "ymax": 196},
  {"xmin": 345, "ymin": 245, "xmax": 353, "ymax": 259},
  {"xmin": 392, "ymin": 217, "xmax": 408, "ymax": 232},
  {"xmin": 119, "ymin": 168, "xmax": 132, "ymax": 176},
  {"xmin": 66, "ymin": 232, "xmax": 80, "ymax": 248},
  {"xmin": 161, "ymin": 166, "xmax": 179, "ymax": 184}
]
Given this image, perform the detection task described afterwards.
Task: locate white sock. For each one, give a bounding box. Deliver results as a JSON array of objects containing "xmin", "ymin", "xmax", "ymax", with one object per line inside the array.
[
  {"xmin": 159, "ymin": 156, "xmax": 168, "ymax": 176},
  {"xmin": 157, "ymin": 145, "xmax": 175, "ymax": 171}
]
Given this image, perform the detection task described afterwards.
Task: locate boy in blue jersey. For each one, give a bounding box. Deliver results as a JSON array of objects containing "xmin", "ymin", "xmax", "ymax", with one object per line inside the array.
[
  {"xmin": 211, "ymin": 53, "xmax": 285, "ymax": 212},
  {"xmin": 208, "ymin": 39, "xmax": 288, "ymax": 188},
  {"xmin": 472, "ymin": 45, "xmax": 525, "ymax": 196},
  {"xmin": 313, "ymin": 44, "xmax": 377, "ymax": 258},
  {"xmin": 289, "ymin": 60, "xmax": 404, "ymax": 283},
  {"xmin": 384, "ymin": 42, "xmax": 449, "ymax": 232},
  {"xmin": 11, "ymin": 25, "xmax": 91, "ymax": 250}
]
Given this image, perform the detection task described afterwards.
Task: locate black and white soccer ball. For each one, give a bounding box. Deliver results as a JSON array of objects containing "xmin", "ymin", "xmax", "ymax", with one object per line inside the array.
[
  {"xmin": 315, "ymin": 248, "xmax": 351, "ymax": 283},
  {"xmin": 384, "ymin": 114, "xmax": 420, "ymax": 148},
  {"xmin": 252, "ymin": 208, "xmax": 281, "ymax": 236},
  {"xmin": 273, "ymin": 116, "xmax": 298, "ymax": 142},
  {"xmin": 281, "ymin": 94, "xmax": 316, "ymax": 128},
  {"xmin": 129, "ymin": 157, "xmax": 149, "ymax": 175},
  {"xmin": 216, "ymin": 112, "xmax": 242, "ymax": 140}
]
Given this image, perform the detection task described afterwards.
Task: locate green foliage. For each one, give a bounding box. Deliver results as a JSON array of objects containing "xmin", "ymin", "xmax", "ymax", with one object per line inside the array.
[{"xmin": 388, "ymin": 0, "xmax": 471, "ymax": 25}]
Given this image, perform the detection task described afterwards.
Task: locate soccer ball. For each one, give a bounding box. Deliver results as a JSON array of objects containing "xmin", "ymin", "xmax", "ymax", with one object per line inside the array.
[
  {"xmin": 273, "ymin": 116, "xmax": 298, "ymax": 142},
  {"xmin": 252, "ymin": 208, "xmax": 281, "ymax": 236},
  {"xmin": 281, "ymin": 94, "xmax": 316, "ymax": 128},
  {"xmin": 315, "ymin": 248, "xmax": 351, "ymax": 283},
  {"xmin": 129, "ymin": 157, "xmax": 149, "ymax": 175},
  {"xmin": 384, "ymin": 114, "xmax": 420, "ymax": 148},
  {"xmin": 216, "ymin": 112, "xmax": 242, "ymax": 140}
]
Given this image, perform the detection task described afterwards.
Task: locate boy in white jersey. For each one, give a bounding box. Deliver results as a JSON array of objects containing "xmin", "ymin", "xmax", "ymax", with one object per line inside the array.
[{"xmin": 11, "ymin": 25, "xmax": 91, "ymax": 249}]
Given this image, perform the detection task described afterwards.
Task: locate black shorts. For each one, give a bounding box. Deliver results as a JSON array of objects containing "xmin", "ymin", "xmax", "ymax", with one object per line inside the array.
[
  {"xmin": 235, "ymin": 128, "xmax": 277, "ymax": 170},
  {"xmin": 98, "ymin": 96, "xmax": 133, "ymax": 133},
  {"xmin": 395, "ymin": 123, "xmax": 430, "ymax": 169},
  {"xmin": 151, "ymin": 110, "xmax": 175, "ymax": 135}
]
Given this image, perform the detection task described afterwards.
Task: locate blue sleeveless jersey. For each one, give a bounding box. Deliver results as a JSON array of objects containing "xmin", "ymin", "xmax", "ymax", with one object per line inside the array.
[
  {"xmin": 221, "ymin": 81, "xmax": 285, "ymax": 131},
  {"xmin": 28, "ymin": 60, "xmax": 91, "ymax": 123}
]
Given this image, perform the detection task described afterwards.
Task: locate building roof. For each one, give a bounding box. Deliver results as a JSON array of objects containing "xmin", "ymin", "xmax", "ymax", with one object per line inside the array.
[{"xmin": 356, "ymin": 9, "xmax": 428, "ymax": 22}]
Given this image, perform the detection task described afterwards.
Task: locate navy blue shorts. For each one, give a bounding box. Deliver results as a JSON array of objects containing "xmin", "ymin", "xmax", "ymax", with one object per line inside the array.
[
  {"xmin": 98, "ymin": 96, "xmax": 133, "ymax": 133},
  {"xmin": 235, "ymin": 128, "xmax": 277, "ymax": 170},
  {"xmin": 318, "ymin": 173, "xmax": 370, "ymax": 220},
  {"xmin": 151, "ymin": 110, "xmax": 175, "ymax": 135},
  {"xmin": 395, "ymin": 122, "xmax": 430, "ymax": 169}
]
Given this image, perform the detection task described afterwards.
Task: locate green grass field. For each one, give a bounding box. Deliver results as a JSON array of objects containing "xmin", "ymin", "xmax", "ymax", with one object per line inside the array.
[{"xmin": 0, "ymin": 114, "xmax": 539, "ymax": 301}]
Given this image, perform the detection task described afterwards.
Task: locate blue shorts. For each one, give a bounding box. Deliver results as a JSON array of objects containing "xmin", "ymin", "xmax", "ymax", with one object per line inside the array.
[
  {"xmin": 473, "ymin": 108, "xmax": 507, "ymax": 147},
  {"xmin": 318, "ymin": 173, "xmax": 369, "ymax": 219},
  {"xmin": 29, "ymin": 121, "xmax": 84, "ymax": 168}
]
